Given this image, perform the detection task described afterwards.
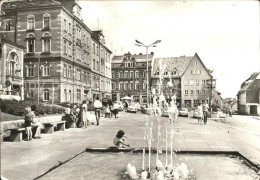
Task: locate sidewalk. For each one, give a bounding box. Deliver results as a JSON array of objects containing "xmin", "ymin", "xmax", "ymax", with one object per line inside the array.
[{"xmin": 1, "ymin": 112, "xmax": 260, "ymax": 179}]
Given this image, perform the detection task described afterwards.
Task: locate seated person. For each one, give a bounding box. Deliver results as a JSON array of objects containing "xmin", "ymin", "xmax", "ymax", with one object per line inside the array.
[{"xmin": 113, "ymin": 130, "xmax": 129, "ymax": 148}]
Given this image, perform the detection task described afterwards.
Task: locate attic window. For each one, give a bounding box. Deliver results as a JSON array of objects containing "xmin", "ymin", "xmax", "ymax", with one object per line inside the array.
[{"xmin": 195, "ymin": 61, "xmax": 198, "ymax": 66}]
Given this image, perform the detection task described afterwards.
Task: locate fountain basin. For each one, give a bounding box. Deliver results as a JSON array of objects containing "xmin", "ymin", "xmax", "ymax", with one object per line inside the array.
[{"xmin": 37, "ymin": 148, "xmax": 260, "ymax": 180}]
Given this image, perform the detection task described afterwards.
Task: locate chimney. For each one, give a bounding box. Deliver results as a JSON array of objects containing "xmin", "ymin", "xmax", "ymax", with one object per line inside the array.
[
  {"xmin": 151, "ymin": 52, "xmax": 154, "ymax": 55},
  {"xmin": 139, "ymin": 53, "xmax": 142, "ymax": 55}
]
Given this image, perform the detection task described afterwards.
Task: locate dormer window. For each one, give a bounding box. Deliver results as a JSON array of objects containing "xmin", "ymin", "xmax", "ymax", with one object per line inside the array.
[{"xmin": 172, "ymin": 68, "xmax": 177, "ymax": 75}]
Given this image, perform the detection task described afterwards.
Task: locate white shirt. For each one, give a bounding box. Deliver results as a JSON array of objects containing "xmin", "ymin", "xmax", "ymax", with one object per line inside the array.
[{"xmin": 94, "ymin": 100, "xmax": 102, "ymax": 108}]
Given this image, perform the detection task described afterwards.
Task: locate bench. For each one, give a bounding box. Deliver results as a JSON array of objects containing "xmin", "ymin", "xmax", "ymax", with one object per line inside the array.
[
  {"xmin": 42, "ymin": 121, "xmax": 66, "ymax": 134},
  {"xmin": 7, "ymin": 124, "xmax": 39, "ymax": 142},
  {"xmin": 208, "ymin": 117, "xmax": 226, "ymax": 123}
]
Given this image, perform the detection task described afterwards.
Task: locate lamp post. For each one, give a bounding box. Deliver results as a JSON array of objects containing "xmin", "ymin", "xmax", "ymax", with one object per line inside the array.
[
  {"xmin": 207, "ymin": 78, "xmax": 216, "ymax": 112},
  {"xmin": 135, "ymin": 39, "xmax": 161, "ymax": 107}
]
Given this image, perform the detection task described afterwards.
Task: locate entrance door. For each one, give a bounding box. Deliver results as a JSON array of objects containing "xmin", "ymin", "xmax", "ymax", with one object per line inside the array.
[{"xmin": 250, "ymin": 105, "xmax": 257, "ymax": 115}]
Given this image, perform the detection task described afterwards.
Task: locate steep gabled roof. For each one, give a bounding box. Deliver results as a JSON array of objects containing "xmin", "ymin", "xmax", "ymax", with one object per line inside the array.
[
  {"xmin": 2, "ymin": 0, "xmax": 61, "ymax": 10},
  {"xmin": 238, "ymin": 72, "xmax": 260, "ymax": 94},
  {"xmin": 152, "ymin": 56, "xmax": 193, "ymax": 78}
]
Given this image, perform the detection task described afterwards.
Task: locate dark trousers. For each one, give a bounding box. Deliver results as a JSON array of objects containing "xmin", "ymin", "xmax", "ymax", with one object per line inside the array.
[
  {"xmin": 203, "ymin": 111, "xmax": 208, "ymax": 124},
  {"xmin": 95, "ymin": 109, "xmax": 101, "ymax": 125}
]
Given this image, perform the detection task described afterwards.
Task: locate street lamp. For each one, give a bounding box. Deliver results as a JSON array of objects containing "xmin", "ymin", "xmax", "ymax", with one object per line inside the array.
[
  {"xmin": 207, "ymin": 78, "xmax": 216, "ymax": 112},
  {"xmin": 135, "ymin": 39, "xmax": 161, "ymax": 107}
]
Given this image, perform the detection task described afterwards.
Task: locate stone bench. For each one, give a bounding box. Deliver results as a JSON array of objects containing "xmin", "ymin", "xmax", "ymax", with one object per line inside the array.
[
  {"xmin": 42, "ymin": 121, "xmax": 66, "ymax": 134},
  {"xmin": 7, "ymin": 124, "xmax": 39, "ymax": 142},
  {"xmin": 208, "ymin": 117, "xmax": 226, "ymax": 123}
]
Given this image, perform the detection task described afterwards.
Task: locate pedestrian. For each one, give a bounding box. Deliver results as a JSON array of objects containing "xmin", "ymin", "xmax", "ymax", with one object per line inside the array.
[
  {"xmin": 168, "ymin": 100, "xmax": 178, "ymax": 123},
  {"xmin": 104, "ymin": 105, "xmax": 111, "ymax": 118},
  {"xmin": 31, "ymin": 105, "xmax": 42, "ymax": 139},
  {"xmin": 113, "ymin": 130, "xmax": 129, "ymax": 148},
  {"xmin": 81, "ymin": 100, "xmax": 88, "ymax": 128},
  {"xmin": 71, "ymin": 104, "xmax": 79, "ymax": 127},
  {"xmin": 24, "ymin": 107, "xmax": 34, "ymax": 141},
  {"xmin": 94, "ymin": 97, "xmax": 102, "ymax": 126},
  {"xmin": 202, "ymin": 101, "xmax": 209, "ymax": 125},
  {"xmin": 112, "ymin": 101, "xmax": 120, "ymax": 118},
  {"xmin": 229, "ymin": 109, "xmax": 232, "ymax": 117},
  {"xmin": 197, "ymin": 103, "xmax": 203, "ymax": 125}
]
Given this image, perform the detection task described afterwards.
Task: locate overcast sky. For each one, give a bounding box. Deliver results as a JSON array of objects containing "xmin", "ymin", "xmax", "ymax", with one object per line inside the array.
[{"xmin": 78, "ymin": 0, "xmax": 259, "ymax": 99}]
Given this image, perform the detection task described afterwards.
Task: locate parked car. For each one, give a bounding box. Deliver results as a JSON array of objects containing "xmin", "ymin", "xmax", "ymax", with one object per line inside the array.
[
  {"xmin": 178, "ymin": 108, "xmax": 189, "ymax": 117},
  {"xmin": 135, "ymin": 103, "xmax": 141, "ymax": 111},
  {"xmin": 127, "ymin": 103, "xmax": 138, "ymax": 113}
]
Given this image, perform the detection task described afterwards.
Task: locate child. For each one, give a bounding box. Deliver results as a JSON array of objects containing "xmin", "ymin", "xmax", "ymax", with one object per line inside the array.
[
  {"xmin": 24, "ymin": 107, "xmax": 34, "ymax": 141},
  {"xmin": 113, "ymin": 130, "xmax": 129, "ymax": 148},
  {"xmin": 105, "ymin": 106, "xmax": 111, "ymax": 118}
]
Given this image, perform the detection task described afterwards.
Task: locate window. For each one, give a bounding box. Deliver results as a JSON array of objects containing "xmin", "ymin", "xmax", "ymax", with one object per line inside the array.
[
  {"xmin": 27, "ymin": 34, "xmax": 36, "ymax": 53},
  {"xmin": 68, "ymin": 90, "xmax": 71, "ymax": 101},
  {"xmin": 42, "ymin": 65, "xmax": 50, "ymax": 76},
  {"xmin": 143, "ymin": 71, "xmax": 146, "ymax": 77},
  {"xmin": 63, "ymin": 40, "xmax": 67, "ymax": 54},
  {"xmin": 185, "ymin": 90, "xmax": 188, "ymax": 95},
  {"xmin": 68, "ymin": 42, "xmax": 72, "ymax": 56},
  {"xmin": 184, "ymin": 80, "xmax": 188, "ymax": 86},
  {"xmin": 68, "ymin": 23, "xmax": 71, "ymax": 34},
  {"xmin": 130, "ymin": 71, "xmax": 134, "ymax": 78},
  {"xmin": 27, "ymin": 15, "xmax": 35, "ymax": 30},
  {"xmin": 77, "ymin": 69, "xmax": 81, "ymax": 81},
  {"xmin": 76, "ymin": 46, "xmax": 81, "ymax": 60},
  {"xmin": 43, "ymin": 15, "xmax": 50, "ymax": 28},
  {"xmin": 5, "ymin": 20, "xmax": 11, "ymax": 31},
  {"xmin": 202, "ymin": 80, "xmax": 206, "ymax": 84},
  {"xmin": 130, "ymin": 83, "xmax": 134, "ymax": 90},
  {"xmin": 112, "ymin": 83, "xmax": 115, "ymax": 90},
  {"xmin": 124, "ymin": 71, "xmax": 128, "ymax": 78},
  {"xmin": 172, "ymin": 68, "xmax": 177, "ymax": 75},
  {"xmin": 112, "ymin": 72, "xmax": 115, "ymax": 79},
  {"xmin": 190, "ymin": 90, "xmax": 194, "ymax": 95},
  {"xmin": 63, "ymin": 64, "xmax": 67, "ymax": 77},
  {"xmin": 139, "ymin": 83, "xmax": 143, "ymax": 90},
  {"xmin": 64, "ymin": 89, "xmax": 67, "ymax": 102},
  {"xmin": 93, "ymin": 43, "xmax": 95, "ymax": 53},
  {"xmin": 42, "ymin": 38, "xmax": 51, "ymax": 52},
  {"xmin": 195, "ymin": 61, "xmax": 198, "ymax": 66},
  {"xmin": 77, "ymin": 89, "xmax": 81, "ymax": 100},
  {"xmin": 191, "ymin": 70, "xmax": 201, "ymax": 75},
  {"xmin": 27, "ymin": 89, "xmax": 34, "ymax": 98},
  {"xmin": 135, "ymin": 83, "xmax": 139, "ymax": 90},
  {"xmin": 93, "ymin": 59, "xmax": 95, "ymax": 70},
  {"xmin": 196, "ymin": 80, "xmax": 200, "ymax": 86},
  {"xmin": 27, "ymin": 65, "xmax": 34, "ymax": 77},
  {"xmin": 202, "ymin": 90, "xmax": 206, "ymax": 95},
  {"xmin": 63, "ymin": 19, "xmax": 67, "ymax": 31},
  {"xmin": 189, "ymin": 80, "xmax": 194, "ymax": 86},
  {"xmin": 135, "ymin": 71, "xmax": 139, "ymax": 78},
  {"xmin": 125, "ymin": 83, "xmax": 128, "ymax": 90},
  {"xmin": 43, "ymin": 89, "xmax": 50, "ymax": 101},
  {"xmin": 196, "ymin": 90, "xmax": 200, "ymax": 95},
  {"xmin": 120, "ymin": 83, "xmax": 124, "ymax": 90},
  {"xmin": 68, "ymin": 66, "xmax": 71, "ymax": 78}
]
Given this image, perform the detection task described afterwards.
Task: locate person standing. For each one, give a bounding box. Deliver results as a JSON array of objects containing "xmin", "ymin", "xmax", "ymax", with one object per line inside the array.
[
  {"xmin": 31, "ymin": 105, "xmax": 42, "ymax": 139},
  {"xmin": 94, "ymin": 97, "xmax": 102, "ymax": 126},
  {"xmin": 197, "ymin": 103, "xmax": 203, "ymax": 125},
  {"xmin": 24, "ymin": 107, "xmax": 34, "ymax": 141},
  {"xmin": 112, "ymin": 101, "xmax": 120, "ymax": 118},
  {"xmin": 81, "ymin": 100, "xmax": 88, "ymax": 128},
  {"xmin": 202, "ymin": 101, "xmax": 209, "ymax": 125}
]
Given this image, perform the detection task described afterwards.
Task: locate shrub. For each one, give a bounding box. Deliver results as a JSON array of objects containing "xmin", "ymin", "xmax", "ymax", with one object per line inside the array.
[{"xmin": 0, "ymin": 99, "xmax": 65, "ymax": 116}]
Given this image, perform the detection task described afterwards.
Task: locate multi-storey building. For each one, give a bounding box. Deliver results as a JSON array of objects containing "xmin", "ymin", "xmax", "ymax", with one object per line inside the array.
[
  {"xmin": 152, "ymin": 53, "xmax": 214, "ymax": 108},
  {"xmin": 1, "ymin": 0, "xmax": 112, "ymax": 103},
  {"xmin": 237, "ymin": 72, "xmax": 260, "ymax": 115},
  {"xmin": 111, "ymin": 52, "xmax": 154, "ymax": 103}
]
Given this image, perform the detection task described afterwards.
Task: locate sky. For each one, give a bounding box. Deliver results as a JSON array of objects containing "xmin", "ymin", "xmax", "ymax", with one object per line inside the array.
[{"xmin": 78, "ymin": 0, "xmax": 260, "ymax": 99}]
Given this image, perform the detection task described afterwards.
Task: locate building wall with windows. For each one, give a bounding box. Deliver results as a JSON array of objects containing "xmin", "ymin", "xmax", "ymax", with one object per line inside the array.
[
  {"xmin": 111, "ymin": 52, "xmax": 154, "ymax": 103},
  {"xmin": 181, "ymin": 53, "xmax": 212, "ymax": 108},
  {"xmin": 1, "ymin": 0, "xmax": 111, "ymax": 104},
  {"xmin": 0, "ymin": 38, "xmax": 24, "ymax": 100}
]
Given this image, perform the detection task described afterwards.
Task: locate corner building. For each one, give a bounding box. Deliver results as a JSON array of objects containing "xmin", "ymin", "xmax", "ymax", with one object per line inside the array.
[{"xmin": 1, "ymin": 0, "xmax": 112, "ymax": 103}]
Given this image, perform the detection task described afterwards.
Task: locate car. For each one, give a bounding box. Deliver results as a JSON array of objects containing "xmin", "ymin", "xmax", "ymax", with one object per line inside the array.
[
  {"xmin": 127, "ymin": 103, "xmax": 138, "ymax": 113},
  {"xmin": 135, "ymin": 103, "xmax": 141, "ymax": 111},
  {"xmin": 178, "ymin": 108, "xmax": 189, "ymax": 117}
]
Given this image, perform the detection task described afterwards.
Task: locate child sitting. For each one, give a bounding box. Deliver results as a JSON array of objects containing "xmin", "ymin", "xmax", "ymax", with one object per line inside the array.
[
  {"xmin": 105, "ymin": 106, "xmax": 111, "ymax": 118},
  {"xmin": 113, "ymin": 130, "xmax": 129, "ymax": 148}
]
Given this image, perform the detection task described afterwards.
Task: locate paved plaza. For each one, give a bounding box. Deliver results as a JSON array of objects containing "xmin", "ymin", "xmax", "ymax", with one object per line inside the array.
[{"xmin": 1, "ymin": 112, "xmax": 260, "ymax": 179}]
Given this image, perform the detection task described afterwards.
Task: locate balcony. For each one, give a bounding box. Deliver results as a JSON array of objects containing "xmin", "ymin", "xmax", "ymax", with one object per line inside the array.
[{"xmin": 6, "ymin": 75, "xmax": 23, "ymax": 82}]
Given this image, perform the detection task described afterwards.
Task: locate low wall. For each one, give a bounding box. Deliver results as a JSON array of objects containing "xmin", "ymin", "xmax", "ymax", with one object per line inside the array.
[{"xmin": 0, "ymin": 114, "xmax": 63, "ymax": 135}]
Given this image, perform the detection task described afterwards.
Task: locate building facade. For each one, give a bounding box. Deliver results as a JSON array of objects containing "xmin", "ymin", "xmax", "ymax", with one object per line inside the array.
[
  {"xmin": 152, "ymin": 53, "xmax": 214, "ymax": 108},
  {"xmin": 0, "ymin": 37, "xmax": 24, "ymax": 100},
  {"xmin": 237, "ymin": 72, "xmax": 260, "ymax": 116},
  {"xmin": 111, "ymin": 52, "xmax": 154, "ymax": 103},
  {"xmin": 1, "ymin": 0, "xmax": 112, "ymax": 103}
]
